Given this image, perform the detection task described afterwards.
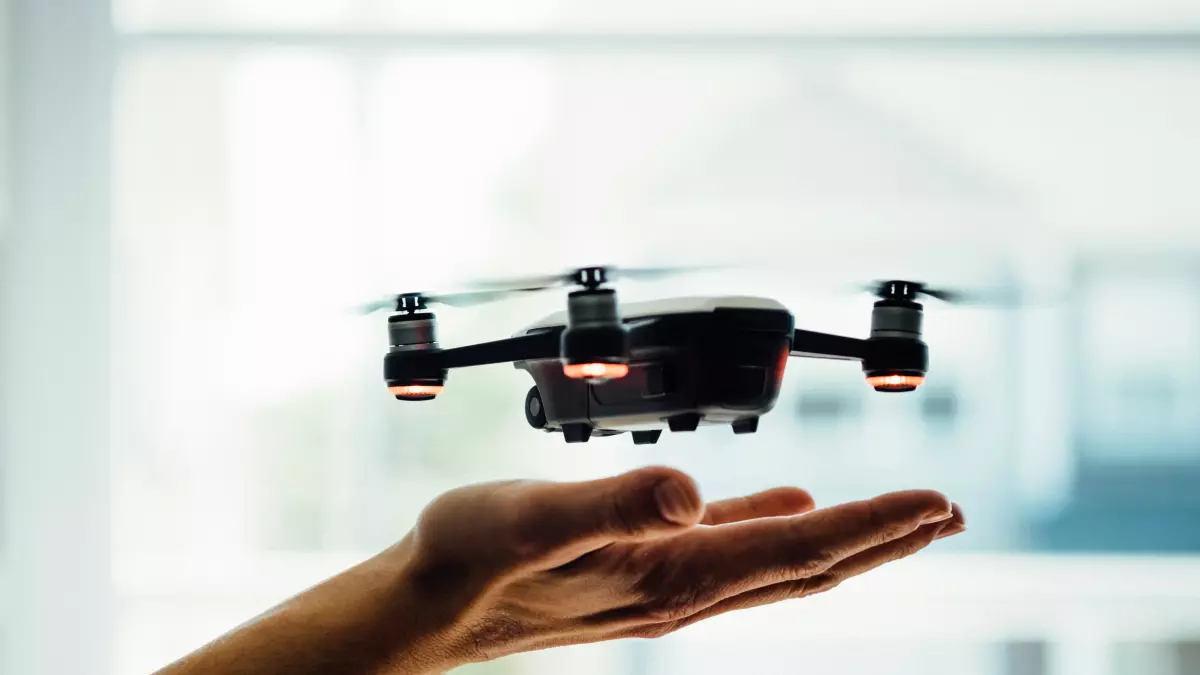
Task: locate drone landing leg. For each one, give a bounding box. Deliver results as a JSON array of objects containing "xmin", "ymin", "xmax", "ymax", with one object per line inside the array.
[
  {"xmin": 731, "ymin": 416, "xmax": 759, "ymax": 434},
  {"xmin": 631, "ymin": 430, "xmax": 662, "ymax": 445},
  {"xmin": 668, "ymin": 413, "xmax": 701, "ymax": 432},
  {"xmin": 562, "ymin": 423, "xmax": 593, "ymax": 443}
]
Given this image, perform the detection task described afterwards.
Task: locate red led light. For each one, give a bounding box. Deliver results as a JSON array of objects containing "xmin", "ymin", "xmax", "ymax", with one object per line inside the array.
[
  {"xmin": 563, "ymin": 362, "xmax": 630, "ymax": 380},
  {"xmin": 866, "ymin": 374, "xmax": 925, "ymax": 391},
  {"xmin": 389, "ymin": 384, "xmax": 444, "ymax": 399}
]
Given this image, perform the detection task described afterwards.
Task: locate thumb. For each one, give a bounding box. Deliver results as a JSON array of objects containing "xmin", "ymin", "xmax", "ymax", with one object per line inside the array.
[{"xmin": 519, "ymin": 466, "xmax": 703, "ymax": 560}]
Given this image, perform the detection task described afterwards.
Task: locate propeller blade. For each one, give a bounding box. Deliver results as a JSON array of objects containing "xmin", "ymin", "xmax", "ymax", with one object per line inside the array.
[
  {"xmin": 358, "ymin": 297, "xmax": 399, "ymax": 315},
  {"xmin": 860, "ymin": 279, "xmax": 1040, "ymax": 306},
  {"xmin": 424, "ymin": 286, "xmax": 550, "ymax": 307},
  {"xmin": 466, "ymin": 264, "xmax": 721, "ymax": 289},
  {"xmin": 920, "ymin": 287, "xmax": 968, "ymax": 303},
  {"xmin": 609, "ymin": 264, "xmax": 723, "ymax": 282},
  {"xmin": 361, "ymin": 263, "xmax": 726, "ymax": 314},
  {"xmin": 468, "ymin": 272, "xmax": 574, "ymax": 291},
  {"xmin": 359, "ymin": 285, "xmax": 559, "ymax": 314}
]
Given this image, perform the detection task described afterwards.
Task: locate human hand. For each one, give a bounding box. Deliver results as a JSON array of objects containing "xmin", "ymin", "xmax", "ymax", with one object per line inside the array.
[
  {"xmin": 156, "ymin": 467, "xmax": 963, "ymax": 675},
  {"xmin": 383, "ymin": 466, "xmax": 964, "ymax": 672}
]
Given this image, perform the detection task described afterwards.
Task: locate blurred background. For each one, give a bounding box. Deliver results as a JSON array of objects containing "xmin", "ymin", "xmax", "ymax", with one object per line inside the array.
[{"xmin": 3, "ymin": 0, "xmax": 1200, "ymax": 673}]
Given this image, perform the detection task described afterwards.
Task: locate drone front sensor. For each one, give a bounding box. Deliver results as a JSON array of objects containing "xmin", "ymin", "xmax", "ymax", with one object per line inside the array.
[
  {"xmin": 563, "ymin": 362, "xmax": 630, "ymax": 381},
  {"xmin": 365, "ymin": 267, "xmax": 999, "ymax": 443}
]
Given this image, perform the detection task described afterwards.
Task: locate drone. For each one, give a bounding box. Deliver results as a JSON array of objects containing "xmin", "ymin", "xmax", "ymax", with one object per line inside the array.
[{"xmin": 365, "ymin": 266, "xmax": 976, "ymax": 444}]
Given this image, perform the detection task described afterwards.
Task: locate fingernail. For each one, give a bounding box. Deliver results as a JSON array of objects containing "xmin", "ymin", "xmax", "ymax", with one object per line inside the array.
[
  {"xmin": 935, "ymin": 521, "xmax": 966, "ymax": 539},
  {"xmin": 920, "ymin": 507, "xmax": 954, "ymax": 525},
  {"xmin": 654, "ymin": 479, "xmax": 697, "ymax": 525}
]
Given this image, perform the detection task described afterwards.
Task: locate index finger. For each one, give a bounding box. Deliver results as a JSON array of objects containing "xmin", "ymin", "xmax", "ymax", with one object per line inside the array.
[
  {"xmin": 665, "ymin": 490, "xmax": 951, "ymax": 599},
  {"xmin": 700, "ymin": 487, "xmax": 815, "ymax": 526}
]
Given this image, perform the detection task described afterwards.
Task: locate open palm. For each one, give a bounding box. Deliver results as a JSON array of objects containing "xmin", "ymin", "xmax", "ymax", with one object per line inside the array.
[{"xmin": 400, "ymin": 466, "xmax": 964, "ymax": 668}]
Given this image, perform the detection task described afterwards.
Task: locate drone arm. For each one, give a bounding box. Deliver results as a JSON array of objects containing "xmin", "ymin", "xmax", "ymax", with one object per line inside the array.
[
  {"xmin": 437, "ymin": 331, "xmax": 560, "ymax": 369},
  {"xmin": 790, "ymin": 329, "xmax": 868, "ymax": 361}
]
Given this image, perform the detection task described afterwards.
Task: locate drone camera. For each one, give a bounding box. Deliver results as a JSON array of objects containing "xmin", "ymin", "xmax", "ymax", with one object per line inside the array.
[{"xmin": 560, "ymin": 288, "xmax": 630, "ymax": 382}]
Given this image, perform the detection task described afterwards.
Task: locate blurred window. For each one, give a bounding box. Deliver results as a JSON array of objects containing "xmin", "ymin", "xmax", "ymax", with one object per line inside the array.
[
  {"xmin": 105, "ymin": 4, "xmax": 1200, "ymax": 675},
  {"xmin": 1076, "ymin": 267, "xmax": 1200, "ymax": 460}
]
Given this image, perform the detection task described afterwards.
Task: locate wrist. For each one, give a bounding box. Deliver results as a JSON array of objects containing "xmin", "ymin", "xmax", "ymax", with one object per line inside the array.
[
  {"xmin": 348, "ymin": 536, "xmax": 468, "ymax": 675},
  {"xmin": 154, "ymin": 535, "xmax": 461, "ymax": 675}
]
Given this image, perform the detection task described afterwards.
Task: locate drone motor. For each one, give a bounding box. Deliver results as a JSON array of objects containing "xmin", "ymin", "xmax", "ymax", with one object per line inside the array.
[
  {"xmin": 386, "ymin": 309, "xmax": 446, "ymax": 400},
  {"xmin": 862, "ymin": 280, "xmax": 929, "ymax": 392},
  {"xmin": 560, "ymin": 271, "xmax": 631, "ymax": 382}
]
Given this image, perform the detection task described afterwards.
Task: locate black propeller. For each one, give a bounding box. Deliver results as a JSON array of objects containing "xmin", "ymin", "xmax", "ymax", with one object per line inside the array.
[
  {"xmin": 470, "ymin": 265, "xmax": 718, "ymax": 291},
  {"xmin": 358, "ymin": 287, "xmax": 547, "ymax": 314},
  {"xmin": 361, "ymin": 264, "xmax": 716, "ymax": 314},
  {"xmin": 863, "ymin": 279, "xmax": 1026, "ymax": 305},
  {"xmin": 360, "ymin": 266, "xmax": 1042, "ymax": 315}
]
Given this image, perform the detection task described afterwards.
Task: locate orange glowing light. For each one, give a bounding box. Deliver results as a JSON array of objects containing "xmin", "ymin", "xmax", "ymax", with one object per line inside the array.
[
  {"xmin": 563, "ymin": 362, "xmax": 630, "ymax": 380},
  {"xmin": 866, "ymin": 374, "xmax": 925, "ymax": 390},
  {"xmin": 389, "ymin": 384, "xmax": 445, "ymax": 398}
]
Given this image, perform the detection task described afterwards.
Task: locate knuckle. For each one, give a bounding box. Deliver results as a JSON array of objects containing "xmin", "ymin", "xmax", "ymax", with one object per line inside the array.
[
  {"xmin": 642, "ymin": 589, "xmax": 701, "ymax": 623},
  {"xmin": 895, "ymin": 536, "xmax": 931, "ymax": 561},
  {"xmin": 840, "ymin": 499, "xmax": 916, "ymax": 549},
  {"xmin": 863, "ymin": 500, "xmax": 912, "ymax": 546},
  {"xmin": 799, "ymin": 572, "xmax": 842, "ymax": 597},
  {"xmin": 640, "ymin": 574, "xmax": 722, "ymax": 623},
  {"xmin": 886, "ymin": 519, "xmax": 921, "ymax": 544},
  {"xmin": 790, "ymin": 545, "xmax": 840, "ymax": 577},
  {"xmin": 863, "ymin": 499, "xmax": 883, "ymax": 530},
  {"xmin": 764, "ymin": 577, "xmax": 807, "ymax": 602}
]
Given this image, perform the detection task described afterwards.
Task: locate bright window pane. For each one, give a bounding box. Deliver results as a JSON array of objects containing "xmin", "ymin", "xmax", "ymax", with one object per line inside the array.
[
  {"xmin": 115, "ymin": 0, "xmax": 1200, "ymax": 33},
  {"xmin": 112, "ymin": 42, "xmax": 1200, "ymax": 675}
]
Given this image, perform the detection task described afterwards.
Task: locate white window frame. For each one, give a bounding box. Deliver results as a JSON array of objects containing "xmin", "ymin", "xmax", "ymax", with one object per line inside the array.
[{"xmin": 1, "ymin": 1, "xmax": 114, "ymax": 674}]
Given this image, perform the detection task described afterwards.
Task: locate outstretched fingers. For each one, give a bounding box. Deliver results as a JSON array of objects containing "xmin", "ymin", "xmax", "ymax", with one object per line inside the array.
[
  {"xmin": 602, "ymin": 490, "xmax": 953, "ymax": 625},
  {"xmin": 670, "ymin": 503, "xmax": 966, "ymax": 630},
  {"xmin": 689, "ymin": 489, "xmax": 952, "ymax": 587}
]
